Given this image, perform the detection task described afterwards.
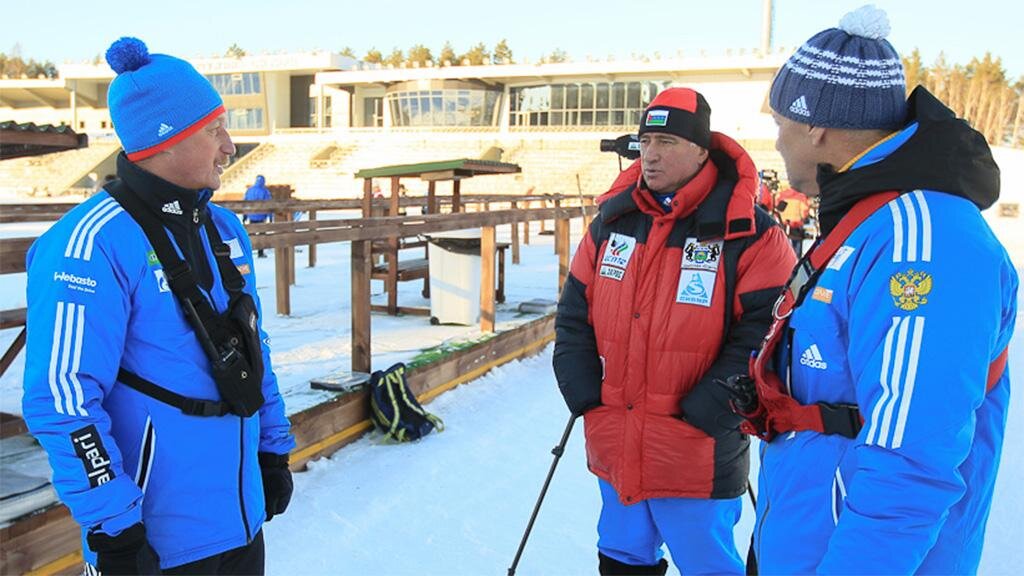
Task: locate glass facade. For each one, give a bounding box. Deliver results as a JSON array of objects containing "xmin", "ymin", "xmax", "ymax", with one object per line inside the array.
[
  {"xmin": 510, "ymin": 81, "xmax": 668, "ymax": 127},
  {"xmin": 226, "ymin": 108, "xmax": 264, "ymax": 130},
  {"xmin": 385, "ymin": 82, "xmax": 501, "ymax": 127},
  {"xmin": 206, "ymin": 72, "xmax": 262, "ymax": 96}
]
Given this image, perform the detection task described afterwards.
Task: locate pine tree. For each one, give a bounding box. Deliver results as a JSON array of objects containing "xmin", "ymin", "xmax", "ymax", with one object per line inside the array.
[
  {"xmin": 438, "ymin": 42, "xmax": 457, "ymax": 66},
  {"xmin": 385, "ymin": 48, "xmax": 405, "ymax": 67},
  {"xmin": 225, "ymin": 43, "xmax": 246, "ymax": 59},
  {"xmin": 493, "ymin": 39, "xmax": 513, "ymax": 64},
  {"xmin": 407, "ymin": 44, "xmax": 434, "ymax": 67},
  {"xmin": 460, "ymin": 43, "xmax": 489, "ymax": 66},
  {"xmin": 364, "ymin": 48, "xmax": 383, "ymax": 64},
  {"xmin": 339, "ymin": 47, "xmax": 356, "ymax": 58}
]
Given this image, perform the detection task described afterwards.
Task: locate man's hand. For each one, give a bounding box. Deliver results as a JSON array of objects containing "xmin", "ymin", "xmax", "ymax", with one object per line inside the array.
[
  {"xmin": 259, "ymin": 452, "xmax": 293, "ymax": 522},
  {"xmin": 87, "ymin": 522, "xmax": 160, "ymax": 575}
]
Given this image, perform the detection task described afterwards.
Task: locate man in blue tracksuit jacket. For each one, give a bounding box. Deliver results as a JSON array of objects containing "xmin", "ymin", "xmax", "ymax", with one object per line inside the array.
[
  {"xmin": 23, "ymin": 37, "xmax": 294, "ymax": 574},
  {"xmin": 748, "ymin": 7, "xmax": 1018, "ymax": 574}
]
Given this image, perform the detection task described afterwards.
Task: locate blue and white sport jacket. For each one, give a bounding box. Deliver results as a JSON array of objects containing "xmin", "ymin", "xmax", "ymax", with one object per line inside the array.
[
  {"xmin": 23, "ymin": 167, "xmax": 294, "ymax": 569},
  {"xmin": 755, "ymin": 88, "xmax": 1018, "ymax": 574}
]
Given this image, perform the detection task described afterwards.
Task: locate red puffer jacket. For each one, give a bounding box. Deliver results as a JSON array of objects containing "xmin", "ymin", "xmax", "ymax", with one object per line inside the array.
[{"xmin": 554, "ymin": 133, "xmax": 795, "ymax": 502}]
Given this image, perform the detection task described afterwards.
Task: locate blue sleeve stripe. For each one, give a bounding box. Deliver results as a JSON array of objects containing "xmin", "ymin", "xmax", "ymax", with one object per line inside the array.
[
  {"xmin": 48, "ymin": 301, "xmax": 89, "ymax": 416},
  {"xmin": 865, "ymin": 315, "xmax": 925, "ymax": 448},
  {"xmin": 66, "ymin": 198, "xmax": 122, "ymax": 260}
]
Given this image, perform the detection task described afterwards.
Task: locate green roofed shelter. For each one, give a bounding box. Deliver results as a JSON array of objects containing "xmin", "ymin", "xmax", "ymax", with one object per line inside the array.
[
  {"xmin": 0, "ymin": 121, "xmax": 87, "ymax": 160},
  {"xmin": 355, "ymin": 158, "xmax": 521, "ymax": 216}
]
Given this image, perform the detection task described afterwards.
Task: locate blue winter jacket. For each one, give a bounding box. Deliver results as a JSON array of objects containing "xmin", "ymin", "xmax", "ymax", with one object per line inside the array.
[
  {"xmin": 243, "ymin": 175, "xmax": 272, "ymax": 223},
  {"xmin": 754, "ymin": 88, "xmax": 1018, "ymax": 574},
  {"xmin": 22, "ymin": 158, "xmax": 295, "ymax": 569}
]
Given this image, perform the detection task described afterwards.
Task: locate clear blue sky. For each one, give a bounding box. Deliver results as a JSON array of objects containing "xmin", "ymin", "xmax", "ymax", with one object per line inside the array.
[{"xmin": 4, "ymin": 0, "xmax": 1022, "ymax": 78}]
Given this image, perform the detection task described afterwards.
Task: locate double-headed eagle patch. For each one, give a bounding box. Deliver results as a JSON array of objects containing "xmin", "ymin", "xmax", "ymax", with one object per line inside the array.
[{"xmin": 889, "ymin": 269, "xmax": 933, "ymax": 311}]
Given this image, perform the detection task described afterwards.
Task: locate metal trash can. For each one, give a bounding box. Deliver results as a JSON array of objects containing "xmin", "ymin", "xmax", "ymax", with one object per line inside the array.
[{"xmin": 427, "ymin": 230, "xmax": 481, "ymax": 325}]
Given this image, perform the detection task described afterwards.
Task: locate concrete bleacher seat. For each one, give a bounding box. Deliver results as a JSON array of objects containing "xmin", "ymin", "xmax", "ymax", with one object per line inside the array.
[{"xmin": 0, "ymin": 141, "xmax": 119, "ymax": 197}]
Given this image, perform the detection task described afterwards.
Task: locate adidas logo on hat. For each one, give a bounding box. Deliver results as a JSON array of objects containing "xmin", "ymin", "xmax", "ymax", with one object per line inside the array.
[
  {"xmin": 157, "ymin": 123, "xmax": 174, "ymax": 137},
  {"xmin": 799, "ymin": 344, "xmax": 828, "ymax": 370},
  {"xmin": 161, "ymin": 200, "xmax": 183, "ymax": 215},
  {"xmin": 789, "ymin": 95, "xmax": 811, "ymax": 117}
]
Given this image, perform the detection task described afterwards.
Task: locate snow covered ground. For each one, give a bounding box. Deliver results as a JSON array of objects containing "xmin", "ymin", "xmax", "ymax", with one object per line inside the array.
[{"xmin": 2, "ymin": 144, "xmax": 1023, "ymax": 573}]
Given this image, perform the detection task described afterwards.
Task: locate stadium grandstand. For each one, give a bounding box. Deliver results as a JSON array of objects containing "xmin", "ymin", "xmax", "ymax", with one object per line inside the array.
[{"xmin": 0, "ymin": 48, "xmax": 790, "ymax": 200}]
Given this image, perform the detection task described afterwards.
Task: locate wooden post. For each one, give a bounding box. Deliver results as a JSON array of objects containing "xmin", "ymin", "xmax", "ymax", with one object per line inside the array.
[
  {"xmin": 362, "ymin": 178, "xmax": 372, "ymax": 218},
  {"xmin": 553, "ymin": 196, "xmax": 561, "ymax": 254},
  {"xmin": 452, "ymin": 179, "xmax": 462, "ymax": 213},
  {"xmin": 286, "ymin": 211, "xmax": 296, "ymax": 286},
  {"xmin": 427, "ymin": 180, "xmax": 437, "ymax": 214},
  {"xmin": 275, "ymin": 239, "xmax": 291, "ymax": 316},
  {"xmin": 480, "ymin": 225, "xmax": 496, "ymax": 333},
  {"xmin": 387, "ymin": 176, "xmax": 401, "ymax": 315},
  {"xmin": 510, "ymin": 200, "xmax": 520, "ymax": 265},
  {"xmin": 583, "ymin": 196, "xmax": 594, "ymax": 230},
  {"xmin": 351, "ymin": 240, "xmax": 372, "ymax": 373},
  {"xmin": 523, "ymin": 200, "xmax": 531, "ymax": 245},
  {"xmin": 307, "ymin": 210, "xmax": 317, "ymax": 268},
  {"xmin": 538, "ymin": 198, "xmax": 547, "ymax": 234},
  {"xmin": 556, "ymin": 216, "xmax": 570, "ymax": 294}
]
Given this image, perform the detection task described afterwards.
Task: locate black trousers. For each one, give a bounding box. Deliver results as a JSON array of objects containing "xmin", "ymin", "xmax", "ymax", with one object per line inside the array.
[{"xmin": 163, "ymin": 530, "xmax": 265, "ymax": 576}]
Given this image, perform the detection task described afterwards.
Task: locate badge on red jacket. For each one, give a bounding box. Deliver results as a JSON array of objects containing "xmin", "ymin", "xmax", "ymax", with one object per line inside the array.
[
  {"xmin": 599, "ymin": 233, "xmax": 637, "ymax": 282},
  {"xmin": 676, "ymin": 238, "xmax": 722, "ymax": 306}
]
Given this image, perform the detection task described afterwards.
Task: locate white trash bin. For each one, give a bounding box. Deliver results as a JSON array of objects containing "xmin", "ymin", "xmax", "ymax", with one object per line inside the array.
[{"xmin": 427, "ymin": 229, "xmax": 482, "ymax": 325}]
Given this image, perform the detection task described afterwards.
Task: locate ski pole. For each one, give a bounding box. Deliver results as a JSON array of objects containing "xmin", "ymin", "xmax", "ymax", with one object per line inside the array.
[{"xmin": 508, "ymin": 414, "xmax": 577, "ymax": 576}]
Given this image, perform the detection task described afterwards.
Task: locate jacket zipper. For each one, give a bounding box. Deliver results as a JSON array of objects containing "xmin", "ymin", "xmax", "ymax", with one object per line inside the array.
[
  {"xmin": 237, "ymin": 417, "xmax": 252, "ymax": 543},
  {"xmin": 754, "ymin": 442, "xmax": 770, "ymax": 563}
]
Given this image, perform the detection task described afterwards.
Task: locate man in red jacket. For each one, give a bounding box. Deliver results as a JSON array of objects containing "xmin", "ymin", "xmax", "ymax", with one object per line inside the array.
[{"xmin": 554, "ymin": 87, "xmax": 795, "ymax": 575}]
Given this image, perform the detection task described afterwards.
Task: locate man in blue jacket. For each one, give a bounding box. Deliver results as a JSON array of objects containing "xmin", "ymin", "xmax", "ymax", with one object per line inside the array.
[
  {"xmin": 740, "ymin": 6, "xmax": 1018, "ymax": 574},
  {"xmin": 22, "ymin": 37, "xmax": 294, "ymax": 575},
  {"xmin": 243, "ymin": 175, "xmax": 271, "ymax": 257}
]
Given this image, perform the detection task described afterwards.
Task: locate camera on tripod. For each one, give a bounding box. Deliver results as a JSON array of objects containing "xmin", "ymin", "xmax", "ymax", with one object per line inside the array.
[{"xmin": 599, "ymin": 133, "xmax": 641, "ymax": 160}]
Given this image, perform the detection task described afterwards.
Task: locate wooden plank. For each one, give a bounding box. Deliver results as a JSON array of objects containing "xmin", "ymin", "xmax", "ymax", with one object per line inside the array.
[
  {"xmin": 452, "ymin": 180, "xmax": 461, "ymax": 213},
  {"xmin": 0, "ymin": 237, "xmax": 34, "ymax": 275},
  {"xmin": 0, "ymin": 307, "xmax": 26, "ymax": 330},
  {"xmin": 0, "ymin": 504, "xmax": 78, "ymax": 575},
  {"xmin": 553, "ymin": 196, "xmax": 562, "ymax": 254},
  {"xmin": 426, "ymin": 181, "xmax": 437, "ymax": 215},
  {"xmin": 0, "ymin": 411, "xmax": 27, "ymax": 439},
  {"xmin": 351, "ymin": 240, "xmax": 371, "ymax": 374},
  {"xmin": 556, "ymin": 216, "xmax": 571, "ymax": 294},
  {"xmin": 0, "ymin": 327, "xmax": 26, "ymax": 379},
  {"xmin": 369, "ymin": 305, "xmax": 430, "ymax": 316},
  {"xmin": 480, "ymin": 226, "xmax": 496, "ymax": 333}
]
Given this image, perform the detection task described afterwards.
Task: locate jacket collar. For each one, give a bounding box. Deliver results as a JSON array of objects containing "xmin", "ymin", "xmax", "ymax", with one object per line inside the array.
[{"xmin": 116, "ymin": 152, "xmax": 212, "ymax": 222}]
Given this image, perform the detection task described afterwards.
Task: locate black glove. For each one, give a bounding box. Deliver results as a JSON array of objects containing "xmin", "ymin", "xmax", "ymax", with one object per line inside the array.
[
  {"xmin": 558, "ymin": 380, "xmax": 602, "ymax": 417},
  {"xmin": 259, "ymin": 452, "xmax": 293, "ymax": 522},
  {"xmin": 679, "ymin": 378, "xmax": 745, "ymax": 438},
  {"xmin": 87, "ymin": 522, "xmax": 160, "ymax": 575}
]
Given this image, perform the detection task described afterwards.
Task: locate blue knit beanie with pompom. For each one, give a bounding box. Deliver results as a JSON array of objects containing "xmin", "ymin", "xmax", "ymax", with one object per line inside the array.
[
  {"xmin": 106, "ymin": 37, "xmax": 224, "ymax": 161},
  {"xmin": 769, "ymin": 5, "xmax": 906, "ymax": 130}
]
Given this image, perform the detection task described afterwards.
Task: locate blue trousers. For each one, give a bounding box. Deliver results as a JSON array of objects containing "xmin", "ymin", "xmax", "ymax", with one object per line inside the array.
[{"xmin": 597, "ymin": 479, "xmax": 744, "ymax": 575}]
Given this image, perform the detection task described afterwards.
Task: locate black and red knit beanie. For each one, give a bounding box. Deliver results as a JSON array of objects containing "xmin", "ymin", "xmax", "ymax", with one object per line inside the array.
[{"xmin": 638, "ymin": 87, "xmax": 712, "ymax": 149}]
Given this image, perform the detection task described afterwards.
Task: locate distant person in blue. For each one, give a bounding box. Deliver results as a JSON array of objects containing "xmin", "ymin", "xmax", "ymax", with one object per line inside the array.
[
  {"xmin": 243, "ymin": 175, "xmax": 272, "ymax": 257},
  {"xmin": 22, "ymin": 37, "xmax": 294, "ymax": 575},
  {"xmin": 733, "ymin": 6, "xmax": 1018, "ymax": 574}
]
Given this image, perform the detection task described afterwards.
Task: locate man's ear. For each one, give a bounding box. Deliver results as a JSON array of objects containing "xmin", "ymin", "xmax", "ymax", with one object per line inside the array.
[{"xmin": 808, "ymin": 125, "xmax": 827, "ymax": 147}]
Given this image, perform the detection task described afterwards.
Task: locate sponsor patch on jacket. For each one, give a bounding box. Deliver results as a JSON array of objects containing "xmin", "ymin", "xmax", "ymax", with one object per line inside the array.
[
  {"xmin": 53, "ymin": 271, "xmax": 97, "ymax": 294},
  {"xmin": 599, "ymin": 233, "xmax": 636, "ymax": 281},
  {"xmin": 224, "ymin": 238, "xmax": 244, "ymax": 259},
  {"xmin": 827, "ymin": 245, "xmax": 856, "ymax": 271},
  {"xmin": 71, "ymin": 424, "xmax": 115, "ymax": 487},
  {"xmin": 676, "ymin": 270, "xmax": 716, "ymax": 307},
  {"xmin": 682, "ymin": 238, "xmax": 722, "ymax": 272},
  {"xmin": 645, "ymin": 109, "xmax": 669, "ymax": 127},
  {"xmin": 890, "ymin": 269, "xmax": 932, "ymax": 311},
  {"xmin": 146, "ymin": 250, "xmax": 160, "ymax": 267},
  {"xmin": 812, "ymin": 286, "xmax": 833, "ymax": 304},
  {"xmin": 153, "ymin": 269, "xmax": 171, "ymax": 293},
  {"xmin": 236, "ymin": 263, "xmax": 252, "ymax": 275}
]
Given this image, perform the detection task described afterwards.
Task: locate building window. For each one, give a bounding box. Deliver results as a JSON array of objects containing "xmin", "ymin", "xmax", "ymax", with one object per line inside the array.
[
  {"xmin": 384, "ymin": 84, "xmax": 500, "ymax": 127},
  {"xmin": 510, "ymin": 81, "xmax": 666, "ymax": 127},
  {"xmin": 206, "ymin": 72, "xmax": 262, "ymax": 96},
  {"xmin": 226, "ymin": 108, "xmax": 264, "ymax": 130}
]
